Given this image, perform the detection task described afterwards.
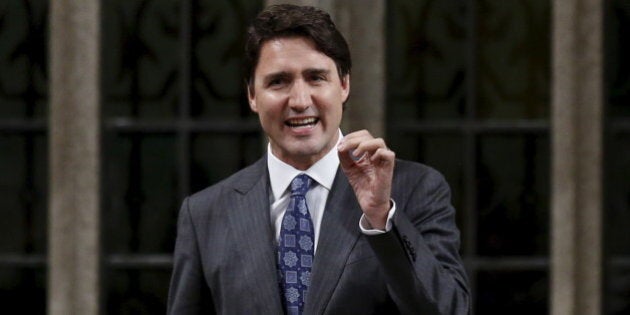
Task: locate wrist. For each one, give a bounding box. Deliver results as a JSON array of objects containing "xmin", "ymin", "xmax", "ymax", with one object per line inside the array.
[
  {"xmin": 365, "ymin": 201, "xmax": 391, "ymax": 230},
  {"xmin": 365, "ymin": 215, "xmax": 387, "ymax": 230}
]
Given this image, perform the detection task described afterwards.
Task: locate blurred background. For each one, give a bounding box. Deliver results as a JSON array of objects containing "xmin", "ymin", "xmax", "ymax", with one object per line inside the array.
[{"xmin": 0, "ymin": 0, "xmax": 628, "ymax": 314}]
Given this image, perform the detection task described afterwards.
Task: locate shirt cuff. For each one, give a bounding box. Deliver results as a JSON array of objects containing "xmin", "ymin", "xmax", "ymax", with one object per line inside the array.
[{"xmin": 359, "ymin": 200, "xmax": 397, "ymax": 235}]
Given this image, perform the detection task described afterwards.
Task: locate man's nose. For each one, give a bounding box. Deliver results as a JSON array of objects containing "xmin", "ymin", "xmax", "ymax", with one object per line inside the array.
[{"xmin": 288, "ymin": 80, "xmax": 312, "ymax": 111}]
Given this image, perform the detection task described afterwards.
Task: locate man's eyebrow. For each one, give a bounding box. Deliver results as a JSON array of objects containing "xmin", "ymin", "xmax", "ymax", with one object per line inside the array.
[
  {"xmin": 261, "ymin": 69, "xmax": 330, "ymax": 83},
  {"xmin": 303, "ymin": 68, "xmax": 330, "ymax": 76},
  {"xmin": 263, "ymin": 71, "xmax": 291, "ymax": 82}
]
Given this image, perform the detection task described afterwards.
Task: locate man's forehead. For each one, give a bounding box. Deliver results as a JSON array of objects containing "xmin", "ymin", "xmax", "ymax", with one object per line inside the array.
[
  {"xmin": 261, "ymin": 38, "xmax": 326, "ymax": 58},
  {"xmin": 263, "ymin": 36, "xmax": 318, "ymax": 50},
  {"xmin": 256, "ymin": 38, "xmax": 336, "ymax": 72}
]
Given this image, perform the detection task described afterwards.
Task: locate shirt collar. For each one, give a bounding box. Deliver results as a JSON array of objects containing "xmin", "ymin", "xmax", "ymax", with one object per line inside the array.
[{"xmin": 267, "ymin": 130, "xmax": 342, "ymax": 201}]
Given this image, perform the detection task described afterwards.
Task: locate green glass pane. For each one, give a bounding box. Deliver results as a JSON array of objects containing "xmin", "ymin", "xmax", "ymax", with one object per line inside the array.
[
  {"xmin": 105, "ymin": 269, "xmax": 171, "ymax": 314},
  {"xmin": 477, "ymin": 270, "xmax": 547, "ymax": 315},
  {"xmin": 606, "ymin": 0, "xmax": 630, "ymax": 118},
  {"xmin": 387, "ymin": 0, "xmax": 467, "ymax": 120},
  {"xmin": 192, "ymin": 0, "xmax": 262, "ymax": 119},
  {"xmin": 606, "ymin": 134, "xmax": 630, "ymax": 255},
  {"xmin": 0, "ymin": 134, "xmax": 47, "ymax": 254},
  {"xmin": 102, "ymin": 0, "xmax": 180, "ymax": 118},
  {"xmin": 104, "ymin": 133, "xmax": 178, "ymax": 254},
  {"xmin": 0, "ymin": 267, "xmax": 46, "ymax": 314},
  {"xmin": 477, "ymin": 135, "xmax": 549, "ymax": 256},
  {"xmin": 191, "ymin": 131, "xmax": 263, "ymax": 192},
  {"xmin": 606, "ymin": 267, "xmax": 630, "ymax": 315},
  {"xmin": 0, "ymin": 0, "xmax": 48, "ymax": 118},
  {"xmin": 476, "ymin": 0, "xmax": 550, "ymax": 119}
]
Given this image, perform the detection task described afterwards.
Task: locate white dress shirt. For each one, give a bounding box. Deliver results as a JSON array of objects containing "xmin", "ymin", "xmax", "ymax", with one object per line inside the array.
[{"xmin": 267, "ymin": 130, "xmax": 395, "ymax": 253}]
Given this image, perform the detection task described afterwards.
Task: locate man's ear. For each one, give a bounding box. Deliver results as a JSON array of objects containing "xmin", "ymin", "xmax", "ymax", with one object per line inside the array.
[
  {"xmin": 247, "ymin": 84, "xmax": 258, "ymax": 113},
  {"xmin": 341, "ymin": 74, "xmax": 350, "ymax": 103}
]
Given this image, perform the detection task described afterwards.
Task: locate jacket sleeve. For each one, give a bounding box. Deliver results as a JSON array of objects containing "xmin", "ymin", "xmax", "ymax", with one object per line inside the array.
[
  {"xmin": 167, "ymin": 197, "xmax": 214, "ymax": 314},
  {"xmin": 365, "ymin": 166, "xmax": 470, "ymax": 315}
]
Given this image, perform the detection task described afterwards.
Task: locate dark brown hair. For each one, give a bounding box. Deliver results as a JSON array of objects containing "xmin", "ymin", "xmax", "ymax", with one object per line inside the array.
[{"xmin": 244, "ymin": 4, "xmax": 351, "ymax": 88}]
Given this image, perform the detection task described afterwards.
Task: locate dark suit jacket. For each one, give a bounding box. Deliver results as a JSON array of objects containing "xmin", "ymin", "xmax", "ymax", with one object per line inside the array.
[{"xmin": 167, "ymin": 157, "xmax": 470, "ymax": 314}]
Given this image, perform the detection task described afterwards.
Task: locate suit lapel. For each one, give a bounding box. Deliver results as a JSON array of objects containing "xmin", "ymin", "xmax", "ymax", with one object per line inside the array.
[
  {"xmin": 305, "ymin": 168, "xmax": 363, "ymax": 315},
  {"xmin": 226, "ymin": 158, "xmax": 283, "ymax": 314}
]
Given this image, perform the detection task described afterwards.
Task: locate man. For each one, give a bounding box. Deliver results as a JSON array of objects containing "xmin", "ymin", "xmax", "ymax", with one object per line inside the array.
[{"xmin": 168, "ymin": 4, "xmax": 469, "ymax": 315}]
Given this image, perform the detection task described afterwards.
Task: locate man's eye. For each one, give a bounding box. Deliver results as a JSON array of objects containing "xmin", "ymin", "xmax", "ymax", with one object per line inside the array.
[{"xmin": 268, "ymin": 78, "xmax": 285, "ymax": 87}]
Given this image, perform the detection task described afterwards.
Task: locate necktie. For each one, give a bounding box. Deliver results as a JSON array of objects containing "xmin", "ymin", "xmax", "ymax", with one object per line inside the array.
[{"xmin": 278, "ymin": 174, "xmax": 315, "ymax": 315}]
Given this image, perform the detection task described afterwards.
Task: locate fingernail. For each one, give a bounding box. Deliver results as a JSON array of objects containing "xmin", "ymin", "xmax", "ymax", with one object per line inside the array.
[{"xmin": 349, "ymin": 150, "xmax": 363, "ymax": 161}]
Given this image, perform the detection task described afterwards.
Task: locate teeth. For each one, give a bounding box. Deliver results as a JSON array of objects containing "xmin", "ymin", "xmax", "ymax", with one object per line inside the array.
[{"xmin": 286, "ymin": 118, "xmax": 317, "ymax": 127}]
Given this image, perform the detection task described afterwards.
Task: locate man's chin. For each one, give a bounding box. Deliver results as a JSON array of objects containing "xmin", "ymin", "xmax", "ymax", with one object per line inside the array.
[
  {"xmin": 289, "ymin": 147, "xmax": 322, "ymax": 158},
  {"xmin": 284, "ymin": 144, "xmax": 330, "ymax": 160}
]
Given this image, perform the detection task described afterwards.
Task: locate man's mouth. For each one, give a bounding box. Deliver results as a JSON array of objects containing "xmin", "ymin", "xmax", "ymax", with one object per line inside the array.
[{"xmin": 285, "ymin": 117, "xmax": 319, "ymax": 128}]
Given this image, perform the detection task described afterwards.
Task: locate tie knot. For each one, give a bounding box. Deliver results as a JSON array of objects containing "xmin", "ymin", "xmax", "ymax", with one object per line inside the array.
[{"xmin": 290, "ymin": 174, "xmax": 312, "ymax": 196}]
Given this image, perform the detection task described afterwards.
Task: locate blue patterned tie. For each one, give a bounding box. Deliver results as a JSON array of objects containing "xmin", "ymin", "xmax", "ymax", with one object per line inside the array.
[{"xmin": 278, "ymin": 174, "xmax": 314, "ymax": 315}]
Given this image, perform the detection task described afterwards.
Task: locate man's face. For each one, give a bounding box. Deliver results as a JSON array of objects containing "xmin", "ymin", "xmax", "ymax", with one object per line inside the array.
[{"xmin": 248, "ymin": 36, "xmax": 350, "ymax": 170}]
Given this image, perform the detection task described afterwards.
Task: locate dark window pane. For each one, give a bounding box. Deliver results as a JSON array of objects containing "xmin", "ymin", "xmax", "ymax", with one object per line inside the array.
[
  {"xmin": 477, "ymin": 270, "xmax": 547, "ymax": 315},
  {"xmin": 191, "ymin": 132, "xmax": 263, "ymax": 192},
  {"xmin": 0, "ymin": 0, "xmax": 48, "ymax": 118},
  {"xmin": 605, "ymin": 1, "xmax": 630, "ymax": 314},
  {"xmin": 102, "ymin": 0, "xmax": 264, "ymax": 312},
  {"xmin": 605, "ymin": 134, "xmax": 630, "ymax": 256},
  {"xmin": 0, "ymin": 267, "xmax": 46, "ymax": 314},
  {"xmin": 0, "ymin": 0, "xmax": 48, "ymax": 312},
  {"xmin": 191, "ymin": 1, "xmax": 262, "ymax": 119},
  {"xmin": 387, "ymin": 0, "xmax": 467, "ymax": 120},
  {"xmin": 477, "ymin": 135, "xmax": 549, "ymax": 256},
  {"xmin": 606, "ymin": 266, "xmax": 630, "ymax": 315},
  {"xmin": 104, "ymin": 134, "xmax": 178, "ymax": 254},
  {"xmin": 105, "ymin": 269, "xmax": 171, "ymax": 314},
  {"xmin": 476, "ymin": 0, "xmax": 550, "ymax": 119},
  {"xmin": 0, "ymin": 134, "xmax": 47, "ymax": 254},
  {"xmin": 606, "ymin": 0, "xmax": 630, "ymax": 118},
  {"xmin": 102, "ymin": 0, "xmax": 180, "ymax": 118}
]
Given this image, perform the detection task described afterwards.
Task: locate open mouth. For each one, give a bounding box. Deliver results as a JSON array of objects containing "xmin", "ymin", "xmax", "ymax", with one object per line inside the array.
[{"xmin": 285, "ymin": 117, "xmax": 319, "ymax": 128}]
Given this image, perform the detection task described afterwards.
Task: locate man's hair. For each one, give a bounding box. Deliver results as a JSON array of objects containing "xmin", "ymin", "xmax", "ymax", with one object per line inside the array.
[{"xmin": 244, "ymin": 4, "xmax": 351, "ymax": 88}]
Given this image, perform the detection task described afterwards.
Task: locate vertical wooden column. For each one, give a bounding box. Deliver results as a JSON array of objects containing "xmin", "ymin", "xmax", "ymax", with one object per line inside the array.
[
  {"xmin": 335, "ymin": 0, "xmax": 385, "ymax": 137},
  {"xmin": 264, "ymin": 0, "xmax": 386, "ymax": 137},
  {"xmin": 48, "ymin": 0, "xmax": 101, "ymax": 314},
  {"xmin": 551, "ymin": 0, "xmax": 603, "ymax": 314}
]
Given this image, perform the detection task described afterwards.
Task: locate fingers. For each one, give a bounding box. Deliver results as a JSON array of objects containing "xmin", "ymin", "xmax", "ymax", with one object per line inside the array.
[
  {"xmin": 337, "ymin": 130, "xmax": 395, "ymax": 166},
  {"xmin": 337, "ymin": 140, "xmax": 360, "ymax": 168},
  {"xmin": 370, "ymin": 147, "xmax": 395, "ymax": 165}
]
